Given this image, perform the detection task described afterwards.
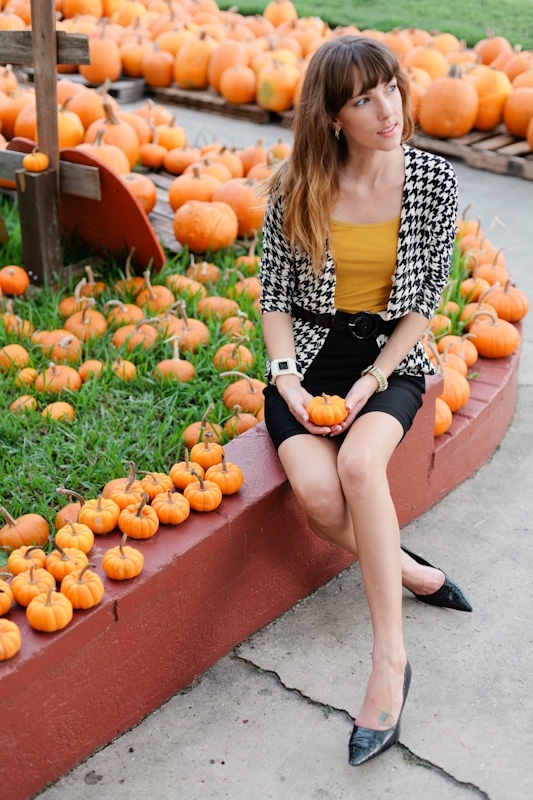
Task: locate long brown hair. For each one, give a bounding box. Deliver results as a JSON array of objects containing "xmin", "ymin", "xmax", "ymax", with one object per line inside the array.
[{"xmin": 268, "ymin": 35, "xmax": 414, "ymax": 271}]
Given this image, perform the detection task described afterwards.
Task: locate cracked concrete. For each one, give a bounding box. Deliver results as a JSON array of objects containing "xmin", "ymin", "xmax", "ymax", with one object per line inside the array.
[{"xmin": 35, "ymin": 108, "xmax": 532, "ymax": 800}]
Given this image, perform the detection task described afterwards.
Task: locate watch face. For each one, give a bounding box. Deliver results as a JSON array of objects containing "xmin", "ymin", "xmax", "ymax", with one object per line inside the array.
[{"xmin": 278, "ymin": 361, "xmax": 289, "ymax": 370}]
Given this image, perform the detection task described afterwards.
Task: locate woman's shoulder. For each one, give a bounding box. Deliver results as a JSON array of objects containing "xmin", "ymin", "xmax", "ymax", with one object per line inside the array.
[{"xmin": 402, "ymin": 144, "xmax": 457, "ymax": 186}]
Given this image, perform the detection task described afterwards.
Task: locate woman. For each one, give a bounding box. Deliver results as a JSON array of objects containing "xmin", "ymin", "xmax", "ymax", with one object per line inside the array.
[{"xmin": 259, "ymin": 35, "xmax": 472, "ymax": 767}]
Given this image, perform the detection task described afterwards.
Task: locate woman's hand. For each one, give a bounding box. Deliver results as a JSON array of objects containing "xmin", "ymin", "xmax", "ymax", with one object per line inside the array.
[
  {"xmin": 327, "ymin": 374, "xmax": 380, "ymax": 436},
  {"xmin": 275, "ymin": 377, "xmax": 337, "ymax": 436}
]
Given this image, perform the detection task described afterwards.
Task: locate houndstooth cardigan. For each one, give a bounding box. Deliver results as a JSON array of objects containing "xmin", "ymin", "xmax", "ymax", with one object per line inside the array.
[{"xmin": 259, "ymin": 145, "xmax": 458, "ymax": 377}]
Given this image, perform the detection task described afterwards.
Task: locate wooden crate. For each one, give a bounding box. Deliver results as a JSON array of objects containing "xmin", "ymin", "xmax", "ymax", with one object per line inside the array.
[{"xmin": 413, "ymin": 125, "xmax": 533, "ymax": 180}]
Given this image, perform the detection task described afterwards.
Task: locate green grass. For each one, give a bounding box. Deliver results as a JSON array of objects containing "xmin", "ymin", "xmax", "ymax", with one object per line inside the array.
[
  {"xmin": 0, "ymin": 197, "xmax": 266, "ymax": 537},
  {"xmin": 220, "ymin": 0, "xmax": 533, "ymax": 49}
]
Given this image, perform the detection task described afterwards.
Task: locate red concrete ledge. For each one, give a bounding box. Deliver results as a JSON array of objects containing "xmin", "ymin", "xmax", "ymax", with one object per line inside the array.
[{"xmin": 1, "ymin": 346, "xmax": 521, "ymax": 800}]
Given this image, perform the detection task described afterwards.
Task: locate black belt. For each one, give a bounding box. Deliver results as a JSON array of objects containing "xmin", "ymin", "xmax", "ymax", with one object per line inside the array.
[{"xmin": 292, "ymin": 303, "xmax": 396, "ymax": 339}]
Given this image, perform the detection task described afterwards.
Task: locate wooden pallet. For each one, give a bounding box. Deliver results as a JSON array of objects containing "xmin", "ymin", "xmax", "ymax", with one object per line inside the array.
[
  {"xmin": 151, "ymin": 84, "xmax": 288, "ymax": 125},
  {"xmin": 22, "ymin": 67, "xmax": 146, "ymax": 102},
  {"xmin": 147, "ymin": 171, "xmax": 182, "ymax": 253},
  {"xmin": 413, "ymin": 125, "xmax": 533, "ymax": 181}
]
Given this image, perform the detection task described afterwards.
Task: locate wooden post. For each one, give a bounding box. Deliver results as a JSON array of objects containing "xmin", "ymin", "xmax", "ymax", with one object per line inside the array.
[
  {"xmin": 15, "ymin": 169, "xmax": 62, "ymax": 286},
  {"xmin": 0, "ymin": 0, "xmax": 90, "ymax": 285},
  {"xmin": 30, "ymin": 0, "xmax": 60, "ymax": 181}
]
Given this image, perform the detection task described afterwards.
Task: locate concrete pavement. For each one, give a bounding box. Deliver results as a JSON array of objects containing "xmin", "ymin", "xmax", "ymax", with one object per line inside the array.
[{"xmin": 36, "ymin": 107, "xmax": 533, "ymax": 800}]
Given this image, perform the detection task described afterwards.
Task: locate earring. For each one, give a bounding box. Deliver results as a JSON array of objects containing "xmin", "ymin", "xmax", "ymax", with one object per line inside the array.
[{"xmin": 334, "ymin": 128, "xmax": 340, "ymax": 140}]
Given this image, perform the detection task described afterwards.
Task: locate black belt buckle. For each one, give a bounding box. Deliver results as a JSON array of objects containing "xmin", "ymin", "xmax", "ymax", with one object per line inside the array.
[{"xmin": 348, "ymin": 311, "xmax": 380, "ymax": 339}]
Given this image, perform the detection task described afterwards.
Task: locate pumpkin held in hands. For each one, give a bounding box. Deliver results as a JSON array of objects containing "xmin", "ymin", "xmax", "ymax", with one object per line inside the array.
[{"xmin": 306, "ymin": 393, "xmax": 348, "ymax": 426}]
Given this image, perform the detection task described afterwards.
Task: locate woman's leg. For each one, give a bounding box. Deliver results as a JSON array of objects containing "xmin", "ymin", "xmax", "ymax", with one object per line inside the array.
[
  {"xmin": 277, "ymin": 432, "xmax": 447, "ymax": 596},
  {"xmin": 337, "ymin": 411, "xmax": 408, "ymax": 730}
]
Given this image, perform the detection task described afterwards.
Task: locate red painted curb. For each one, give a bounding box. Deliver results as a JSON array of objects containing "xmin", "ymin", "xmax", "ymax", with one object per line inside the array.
[{"xmin": 1, "ymin": 346, "xmax": 521, "ymax": 800}]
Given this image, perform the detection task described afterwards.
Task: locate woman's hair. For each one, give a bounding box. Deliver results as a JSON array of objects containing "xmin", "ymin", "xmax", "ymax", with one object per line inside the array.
[{"xmin": 268, "ymin": 35, "xmax": 414, "ymax": 271}]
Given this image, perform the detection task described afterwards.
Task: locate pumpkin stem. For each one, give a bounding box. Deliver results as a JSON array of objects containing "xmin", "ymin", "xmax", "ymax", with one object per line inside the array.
[
  {"xmin": 135, "ymin": 492, "xmax": 150, "ymax": 516},
  {"xmin": 56, "ymin": 486, "xmax": 85, "ymax": 506},
  {"xmin": 125, "ymin": 246, "xmax": 136, "ymax": 280},
  {"xmin": 0, "ymin": 507, "xmax": 18, "ymax": 527},
  {"xmin": 118, "ymin": 533, "xmax": 129, "ymax": 557},
  {"xmin": 75, "ymin": 562, "xmax": 93, "ymax": 583},
  {"xmin": 44, "ymin": 586, "xmax": 55, "ymax": 606},
  {"xmin": 220, "ymin": 370, "xmax": 259, "ymax": 393},
  {"xmin": 124, "ymin": 461, "xmax": 138, "ymax": 492},
  {"xmin": 190, "ymin": 470, "xmax": 206, "ymax": 490},
  {"xmin": 52, "ymin": 541, "xmax": 70, "ymax": 561}
]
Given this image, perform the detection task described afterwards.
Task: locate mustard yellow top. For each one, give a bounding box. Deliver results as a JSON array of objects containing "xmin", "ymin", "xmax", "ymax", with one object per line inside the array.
[{"xmin": 331, "ymin": 216, "xmax": 401, "ymax": 314}]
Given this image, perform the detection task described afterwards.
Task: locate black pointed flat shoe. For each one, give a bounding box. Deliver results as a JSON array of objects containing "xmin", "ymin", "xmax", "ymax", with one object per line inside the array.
[
  {"xmin": 348, "ymin": 661, "xmax": 412, "ymax": 767},
  {"xmin": 401, "ymin": 546, "xmax": 473, "ymax": 612}
]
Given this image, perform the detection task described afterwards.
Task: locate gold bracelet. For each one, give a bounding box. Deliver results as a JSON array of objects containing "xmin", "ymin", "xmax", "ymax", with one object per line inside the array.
[{"xmin": 361, "ymin": 365, "xmax": 388, "ymax": 392}]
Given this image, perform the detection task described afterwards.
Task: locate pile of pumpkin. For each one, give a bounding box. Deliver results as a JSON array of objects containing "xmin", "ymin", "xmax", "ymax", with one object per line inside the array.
[
  {"xmin": 427, "ymin": 208, "xmax": 529, "ymax": 438},
  {"xmin": 0, "ymin": 445, "xmax": 244, "ymax": 661},
  {"xmin": 0, "ymin": 72, "xmax": 284, "ymax": 252},
  {"xmin": 0, "ymin": 251, "xmax": 267, "ymax": 434},
  {"xmin": 2, "ymin": 0, "xmax": 533, "ymax": 145}
]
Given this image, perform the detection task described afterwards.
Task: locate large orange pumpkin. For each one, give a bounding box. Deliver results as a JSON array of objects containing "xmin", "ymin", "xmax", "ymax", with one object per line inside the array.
[
  {"xmin": 173, "ymin": 200, "xmax": 239, "ymax": 253},
  {"xmin": 419, "ymin": 66, "xmax": 479, "ymax": 138}
]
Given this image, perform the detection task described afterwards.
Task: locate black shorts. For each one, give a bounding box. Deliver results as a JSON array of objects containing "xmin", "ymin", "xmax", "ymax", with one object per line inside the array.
[{"xmin": 264, "ymin": 329, "xmax": 426, "ymax": 451}]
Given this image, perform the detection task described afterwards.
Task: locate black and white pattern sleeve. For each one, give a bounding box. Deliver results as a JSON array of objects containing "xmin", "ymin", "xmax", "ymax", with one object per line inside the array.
[
  {"xmin": 259, "ymin": 194, "xmax": 295, "ymax": 315},
  {"xmin": 411, "ymin": 155, "xmax": 458, "ymax": 320}
]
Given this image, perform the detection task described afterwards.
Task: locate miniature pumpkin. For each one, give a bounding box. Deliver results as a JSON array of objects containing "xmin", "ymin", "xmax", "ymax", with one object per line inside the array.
[
  {"xmin": 78, "ymin": 494, "xmax": 121, "ymax": 534},
  {"xmin": 221, "ymin": 370, "xmax": 266, "ymax": 414},
  {"xmin": 0, "ymin": 619, "xmax": 21, "ymax": 660},
  {"xmin": 438, "ymin": 367, "xmax": 471, "ymax": 412},
  {"xmin": 0, "ymin": 343, "xmax": 31, "ymax": 370},
  {"xmin": 0, "ymin": 264, "xmax": 30, "ymax": 296},
  {"xmin": 34, "ymin": 362, "xmax": 82, "ymax": 393},
  {"xmin": 138, "ymin": 470, "xmax": 174, "ymax": 500},
  {"xmin": 45, "ymin": 544, "xmax": 89, "ymax": 582},
  {"xmin": 170, "ymin": 449, "xmax": 205, "ymax": 490},
  {"xmin": 306, "ymin": 393, "xmax": 348, "ymax": 426},
  {"xmin": 468, "ymin": 310, "xmax": 521, "ymax": 358},
  {"xmin": 0, "ymin": 573, "xmax": 14, "ymax": 616},
  {"xmin": 107, "ymin": 466, "xmax": 144, "ymax": 510},
  {"xmin": 184, "ymin": 471, "xmax": 223, "ymax": 512},
  {"xmin": 102, "ymin": 533, "xmax": 144, "ymax": 580},
  {"xmin": 151, "ymin": 490, "xmax": 191, "ymax": 525},
  {"xmin": 42, "ymin": 401, "xmax": 76, "ymax": 421},
  {"xmin": 190, "ymin": 432, "xmax": 225, "ymax": 469},
  {"xmin": 213, "ymin": 337, "xmax": 254, "ymax": 372},
  {"xmin": 0, "ymin": 507, "xmax": 50, "ymax": 549},
  {"xmin": 118, "ymin": 493, "xmax": 160, "ymax": 539},
  {"xmin": 22, "ymin": 146, "xmax": 50, "ymax": 172},
  {"xmin": 11, "ymin": 564, "xmax": 56, "ymax": 607},
  {"xmin": 205, "ymin": 454, "xmax": 244, "ymax": 495},
  {"xmin": 135, "ymin": 270, "xmax": 175, "ymax": 314},
  {"xmin": 487, "ymin": 280, "xmax": 530, "ymax": 323},
  {"xmin": 153, "ymin": 336, "xmax": 195, "ymax": 382},
  {"xmin": 9, "ymin": 394, "xmax": 38, "ymax": 414},
  {"xmin": 60, "ymin": 563, "xmax": 105, "ymax": 610},
  {"xmin": 7, "ymin": 545, "xmax": 47, "ymax": 576},
  {"xmin": 54, "ymin": 519, "xmax": 95, "ymax": 554},
  {"xmin": 26, "ymin": 587, "xmax": 73, "ymax": 631},
  {"xmin": 224, "ymin": 404, "xmax": 259, "ymax": 438}
]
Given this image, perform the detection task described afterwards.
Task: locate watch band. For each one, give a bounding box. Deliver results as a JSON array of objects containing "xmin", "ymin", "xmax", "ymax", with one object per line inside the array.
[
  {"xmin": 361, "ymin": 364, "xmax": 388, "ymax": 392},
  {"xmin": 270, "ymin": 358, "xmax": 303, "ymax": 385}
]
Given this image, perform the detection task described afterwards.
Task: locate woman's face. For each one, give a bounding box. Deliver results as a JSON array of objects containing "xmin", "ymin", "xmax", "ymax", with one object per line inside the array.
[{"xmin": 332, "ymin": 67, "xmax": 404, "ymax": 153}]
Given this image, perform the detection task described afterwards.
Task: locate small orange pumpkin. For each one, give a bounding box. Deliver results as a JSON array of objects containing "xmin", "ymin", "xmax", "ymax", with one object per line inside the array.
[
  {"xmin": 26, "ymin": 587, "xmax": 73, "ymax": 632},
  {"xmin": 306, "ymin": 393, "xmax": 348, "ymax": 426},
  {"xmin": 183, "ymin": 471, "xmax": 223, "ymax": 512},
  {"xmin": 22, "ymin": 146, "xmax": 50, "ymax": 172},
  {"xmin": 0, "ymin": 619, "xmax": 21, "ymax": 660},
  {"xmin": 118, "ymin": 493, "xmax": 160, "ymax": 539},
  {"xmin": 102, "ymin": 533, "xmax": 144, "ymax": 580},
  {"xmin": 151, "ymin": 490, "xmax": 191, "ymax": 525},
  {"xmin": 60, "ymin": 563, "xmax": 105, "ymax": 610}
]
